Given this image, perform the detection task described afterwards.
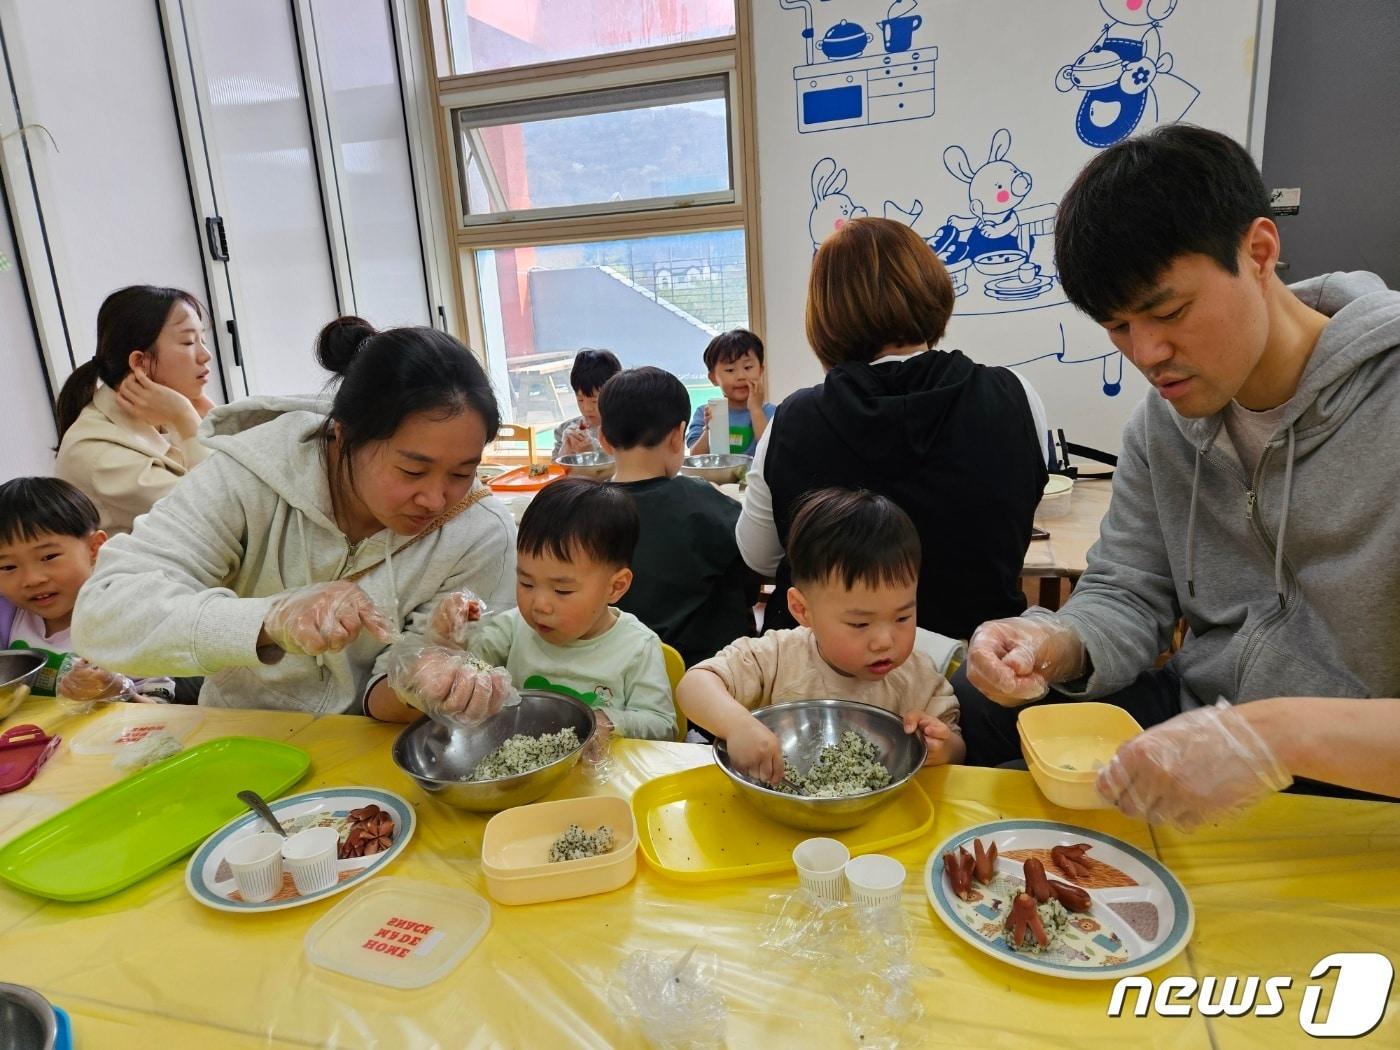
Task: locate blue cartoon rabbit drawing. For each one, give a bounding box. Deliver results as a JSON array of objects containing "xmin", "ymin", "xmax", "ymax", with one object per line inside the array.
[
  {"xmin": 940, "ymin": 129, "xmax": 1031, "ymax": 261},
  {"xmin": 808, "ymin": 157, "xmax": 869, "ymax": 251}
]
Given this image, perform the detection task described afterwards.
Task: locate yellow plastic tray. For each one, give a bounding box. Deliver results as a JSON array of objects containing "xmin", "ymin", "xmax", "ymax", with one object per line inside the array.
[{"xmin": 632, "ymin": 764, "xmax": 934, "ymax": 882}]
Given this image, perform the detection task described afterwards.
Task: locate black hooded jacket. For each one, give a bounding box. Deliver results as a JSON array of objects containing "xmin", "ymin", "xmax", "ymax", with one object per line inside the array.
[{"xmin": 762, "ymin": 349, "xmax": 1047, "ymax": 639}]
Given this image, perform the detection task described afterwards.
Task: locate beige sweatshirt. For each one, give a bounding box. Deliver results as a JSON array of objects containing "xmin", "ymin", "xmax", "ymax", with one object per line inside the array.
[
  {"xmin": 55, "ymin": 384, "xmax": 210, "ymax": 534},
  {"xmin": 693, "ymin": 626, "xmax": 960, "ymax": 728}
]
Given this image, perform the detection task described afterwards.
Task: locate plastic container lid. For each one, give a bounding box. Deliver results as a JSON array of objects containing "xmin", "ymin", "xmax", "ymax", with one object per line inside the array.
[
  {"xmin": 304, "ymin": 877, "xmax": 491, "ymax": 989},
  {"xmin": 0, "ymin": 725, "xmax": 61, "ymax": 794},
  {"xmin": 69, "ymin": 705, "xmax": 203, "ymax": 755}
]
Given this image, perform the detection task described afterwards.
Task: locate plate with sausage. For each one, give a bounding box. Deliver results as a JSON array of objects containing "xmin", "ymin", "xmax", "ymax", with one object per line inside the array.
[{"xmin": 924, "ymin": 819, "xmax": 1193, "ymax": 979}]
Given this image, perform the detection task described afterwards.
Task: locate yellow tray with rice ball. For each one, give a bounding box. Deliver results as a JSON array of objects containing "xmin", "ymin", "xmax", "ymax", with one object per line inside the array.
[{"xmin": 632, "ymin": 764, "xmax": 934, "ymax": 881}]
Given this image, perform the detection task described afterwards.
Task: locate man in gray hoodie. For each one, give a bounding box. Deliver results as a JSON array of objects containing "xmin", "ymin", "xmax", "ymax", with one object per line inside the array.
[{"xmin": 960, "ymin": 125, "xmax": 1400, "ymax": 827}]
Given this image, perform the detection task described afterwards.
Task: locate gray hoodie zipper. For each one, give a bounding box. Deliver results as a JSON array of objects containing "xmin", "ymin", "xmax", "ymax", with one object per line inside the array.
[{"xmin": 1233, "ymin": 439, "xmax": 1301, "ymax": 695}]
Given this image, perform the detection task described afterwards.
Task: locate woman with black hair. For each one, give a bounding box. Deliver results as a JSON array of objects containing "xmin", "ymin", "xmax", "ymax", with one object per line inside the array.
[
  {"xmin": 55, "ymin": 286, "xmax": 215, "ymax": 533},
  {"xmin": 72, "ymin": 317, "xmax": 516, "ymax": 718}
]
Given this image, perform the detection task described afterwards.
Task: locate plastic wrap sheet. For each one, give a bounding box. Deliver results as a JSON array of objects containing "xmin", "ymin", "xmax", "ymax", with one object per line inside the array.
[{"xmin": 1, "ymin": 699, "xmax": 1397, "ymax": 1048}]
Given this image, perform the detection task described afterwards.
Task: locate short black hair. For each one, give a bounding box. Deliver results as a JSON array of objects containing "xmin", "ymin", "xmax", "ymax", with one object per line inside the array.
[
  {"xmin": 0, "ymin": 477, "xmax": 101, "ymax": 547},
  {"xmin": 517, "ymin": 476, "xmax": 639, "ymax": 569},
  {"xmin": 1055, "ymin": 125, "xmax": 1271, "ymax": 322},
  {"xmin": 702, "ymin": 329, "xmax": 764, "ymax": 372},
  {"xmin": 570, "ymin": 348, "xmax": 623, "ymax": 396},
  {"xmin": 787, "ymin": 488, "xmax": 920, "ymax": 591},
  {"xmin": 597, "ymin": 367, "xmax": 691, "ymax": 450}
]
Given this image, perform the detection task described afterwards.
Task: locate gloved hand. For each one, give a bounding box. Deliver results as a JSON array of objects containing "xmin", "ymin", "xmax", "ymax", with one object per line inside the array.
[
  {"xmin": 965, "ymin": 613, "xmax": 1087, "ymax": 706},
  {"xmin": 559, "ymin": 423, "xmax": 596, "ymax": 455},
  {"xmin": 57, "ymin": 656, "xmax": 138, "ymax": 703},
  {"xmin": 263, "ymin": 581, "xmax": 395, "ymax": 657},
  {"xmin": 387, "ymin": 644, "xmax": 518, "ymax": 726},
  {"xmin": 426, "ymin": 589, "xmax": 486, "ymax": 650},
  {"xmin": 1096, "ymin": 700, "xmax": 1293, "ymax": 831}
]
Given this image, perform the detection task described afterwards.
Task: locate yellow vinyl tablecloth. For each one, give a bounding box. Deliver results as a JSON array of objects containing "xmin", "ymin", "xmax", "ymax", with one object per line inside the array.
[{"xmin": 1, "ymin": 700, "xmax": 1396, "ymax": 1049}]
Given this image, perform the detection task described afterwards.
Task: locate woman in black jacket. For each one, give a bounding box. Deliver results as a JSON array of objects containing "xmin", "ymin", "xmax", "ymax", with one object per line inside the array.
[{"xmin": 737, "ymin": 217, "xmax": 1047, "ymax": 639}]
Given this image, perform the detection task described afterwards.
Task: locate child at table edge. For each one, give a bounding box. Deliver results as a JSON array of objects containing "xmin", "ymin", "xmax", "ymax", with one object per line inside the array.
[
  {"xmin": 678, "ymin": 487, "xmax": 963, "ymax": 782},
  {"xmin": 0, "ymin": 477, "xmax": 175, "ymax": 701},
  {"xmin": 406, "ymin": 476, "xmax": 677, "ymax": 741}
]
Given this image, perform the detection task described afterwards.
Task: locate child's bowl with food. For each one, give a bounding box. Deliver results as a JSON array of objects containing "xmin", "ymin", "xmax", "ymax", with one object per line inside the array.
[
  {"xmin": 714, "ymin": 700, "xmax": 925, "ymax": 832},
  {"xmin": 481, "ymin": 795, "xmax": 637, "ymax": 905},
  {"xmin": 392, "ymin": 692, "xmax": 595, "ymax": 813}
]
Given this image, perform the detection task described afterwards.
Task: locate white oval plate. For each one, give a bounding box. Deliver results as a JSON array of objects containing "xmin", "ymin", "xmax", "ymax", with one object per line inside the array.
[
  {"xmin": 923, "ymin": 818, "xmax": 1193, "ymax": 980},
  {"xmin": 186, "ymin": 788, "xmax": 415, "ymax": 913}
]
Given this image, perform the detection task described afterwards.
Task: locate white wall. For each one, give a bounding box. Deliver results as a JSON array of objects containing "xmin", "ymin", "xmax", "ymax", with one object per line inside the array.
[
  {"xmin": 0, "ymin": 0, "xmax": 212, "ymax": 395},
  {"xmin": 0, "ymin": 198, "xmax": 57, "ymax": 476},
  {"xmin": 752, "ymin": 0, "xmax": 1272, "ymax": 452}
]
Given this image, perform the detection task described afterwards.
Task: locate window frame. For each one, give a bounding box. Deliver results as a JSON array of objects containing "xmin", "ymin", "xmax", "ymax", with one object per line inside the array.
[{"xmin": 418, "ymin": 2, "xmax": 764, "ymax": 374}]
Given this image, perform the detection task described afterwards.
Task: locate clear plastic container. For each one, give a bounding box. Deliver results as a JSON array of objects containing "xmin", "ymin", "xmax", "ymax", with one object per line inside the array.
[
  {"xmin": 304, "ymin": 877, "xmax": 491, "ymax": 989},
  {"xmin": 68, "ymin": 706, "xmax": 203, "ymax": 756}
]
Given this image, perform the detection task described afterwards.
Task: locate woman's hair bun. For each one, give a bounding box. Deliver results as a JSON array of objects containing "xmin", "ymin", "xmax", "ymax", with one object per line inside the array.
[{"xmin": 315, "ymin": 315, "xmax": 377, "ymax": 376}]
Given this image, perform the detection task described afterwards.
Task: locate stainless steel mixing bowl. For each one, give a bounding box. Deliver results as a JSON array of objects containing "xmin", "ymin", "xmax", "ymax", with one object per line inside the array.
[
  {"xmin": 0, "ymin": 651, "xmax": 46, "ymax": 721},
  {"xmin": 392, "ymin": 691, "xmax": 596, "ymax": 812},
  {"xmin": 679, "ymin": 453, "xmax": 752, "ymax": 484},
  {"xmin": 714, "ymin": 699, "xmax": 925, "ymax": 831},
  {"xmin": 553, "ymin": 451, "xmax": 616, "ymax": 480}
]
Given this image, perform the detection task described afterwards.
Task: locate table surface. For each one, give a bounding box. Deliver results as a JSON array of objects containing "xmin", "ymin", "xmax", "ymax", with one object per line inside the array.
[
  {"xmin": 1, "ymin": 700, "xmax": 1395, "ymax": 1049},
  {"xmin": 1022, "ymin": 476, "xmax": 1113, "ymax": 578}
]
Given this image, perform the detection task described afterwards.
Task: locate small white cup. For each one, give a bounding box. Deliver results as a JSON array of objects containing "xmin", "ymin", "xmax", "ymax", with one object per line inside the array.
[
  {"xmin": 281, "ymin": 826, "xmax": 340, "ymax": 895},
  {"xmin": 844, "ymin": 853, "xmax": 906, "ymax": 907},
  {"xmin": 792, "ymin": 837, "xmax": 851, "ymax": 901},
  {"xmin": 226, "ymin": 832, "xmax": 285, "ymax": 903}
]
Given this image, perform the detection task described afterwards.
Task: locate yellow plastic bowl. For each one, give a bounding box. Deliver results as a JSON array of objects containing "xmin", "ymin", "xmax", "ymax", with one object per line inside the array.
[
  {"xmin": 1018, "ymin": 702, "xmax": 1143, "ymax": 810},
  {"xmin": 480, "ymin": 795, "xmax": 637, "ymax": 905}
]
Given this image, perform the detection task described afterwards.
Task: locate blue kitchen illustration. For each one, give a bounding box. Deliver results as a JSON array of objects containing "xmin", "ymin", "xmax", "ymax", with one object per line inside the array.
[
  {"xmin": 807, "ymin": 128, "xmax": 1069, "ymax": 316},
  {"xmin": 1054, "ymin": 0, "xmax": 1200, "ymax": 149},
  {"xmin": 781, "ymin": 0, "xmax": 936, "ymax": 134}
]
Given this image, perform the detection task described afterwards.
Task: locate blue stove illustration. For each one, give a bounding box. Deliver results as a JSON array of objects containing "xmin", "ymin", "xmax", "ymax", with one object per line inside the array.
[{"xmin": 782, "ymin": 0, "xmax": 938, "ymax": 134}]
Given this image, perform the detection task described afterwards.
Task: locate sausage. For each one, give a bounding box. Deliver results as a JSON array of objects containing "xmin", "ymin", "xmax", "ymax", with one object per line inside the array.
[
  {"xmin": 944, "ymin": 847, "xmax": 975, "ymax": 900},
  {"xmin": 1049, "ymin": 879, "xmax": 1093, "ymax": 913},
  {"xmin": 973, "ymin": 838, "xmax": 998, "ymax": 885},
  {"xmin": 1006, "ymin": 892, "xmax": 1049, "ymax": 949},
  {"xmin": 1050, "ymin": 843, "xmax": 1094, "ymax": 881},
  {"xmin": 1023, "ymin": 857, "xmax": 1052, "ymax": 903}
]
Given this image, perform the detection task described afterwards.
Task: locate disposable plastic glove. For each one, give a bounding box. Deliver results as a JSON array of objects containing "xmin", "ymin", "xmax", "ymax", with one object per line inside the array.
[
  {"xmin": 965, "ymin": 613, "xmax": 1087, "ymax": 706},
  {"xmin": 57, "ymin": 656, "xmax": 139, "ymax": 703},
  {"xmin": 1096, "ymin": 700, "xmax": 1293, "ymax": 831},
  {"xmin": 725, "ymin": 716, "xmax": 785, "ymax": 786},
  {"xmin": 262, "ymin": 581, "xmax": 394, "ymax": 657},
  {"xmin": 426, "ymin": 589, "xmax": 486, "ymax": 650},
  {"xmin": 387, "ymin": 643, "xmax": 519, "ymax": 726}
]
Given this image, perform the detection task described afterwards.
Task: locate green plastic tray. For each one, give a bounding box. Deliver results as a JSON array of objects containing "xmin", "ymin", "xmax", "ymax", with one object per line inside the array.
[{"xmin": 0, "ymin": 736, "xmax": 310, "ymax": 901}]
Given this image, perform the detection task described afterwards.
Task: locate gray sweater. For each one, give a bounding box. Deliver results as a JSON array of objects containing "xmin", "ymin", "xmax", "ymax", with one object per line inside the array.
[
  {"xmin": 1058, "ymin": 271, "xmax": 1400, "ymax": 708},
  {"xmin": 73, "ymin": 396, "xmax": 517, "ymax": 714}
]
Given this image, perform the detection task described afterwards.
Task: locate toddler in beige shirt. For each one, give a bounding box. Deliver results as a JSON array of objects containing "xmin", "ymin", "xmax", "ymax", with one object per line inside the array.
[{"xmin": 679, "ymin": 488, "xmax": 963, "ymax": 783}]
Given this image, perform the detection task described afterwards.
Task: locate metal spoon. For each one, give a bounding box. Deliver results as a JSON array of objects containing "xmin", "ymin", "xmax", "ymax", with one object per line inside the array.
[{"xmin": 237, "ymin": 790, "xmax": 287, "ymax": 836}]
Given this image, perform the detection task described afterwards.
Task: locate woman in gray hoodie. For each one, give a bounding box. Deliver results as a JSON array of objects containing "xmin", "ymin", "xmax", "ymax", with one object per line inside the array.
[{"xmin": 72, "ymin": 318, "xmax": 516, "ymax": 718}]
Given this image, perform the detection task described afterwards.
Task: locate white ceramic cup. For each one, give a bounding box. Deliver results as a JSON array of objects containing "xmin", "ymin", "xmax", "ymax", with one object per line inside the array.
[
  {"xmin": 844, "ymin": 853, "xmax": 906, "ymax": 907},
  {"xmin": 281, "ymin": 826, "xmax": 340, "ymax": 895},
  {"xmin": 792, "ymin": 837, "xmax": 851, "ymax": 901},
  {"xmin": 225, "ymin": 832, "xmax": 285, "ymax": 903}
]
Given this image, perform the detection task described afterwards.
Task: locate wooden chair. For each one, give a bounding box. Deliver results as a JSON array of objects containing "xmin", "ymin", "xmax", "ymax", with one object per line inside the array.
[{"xmin": 487, "ymin": 422, "xmax": 540, "ymax": 467}]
